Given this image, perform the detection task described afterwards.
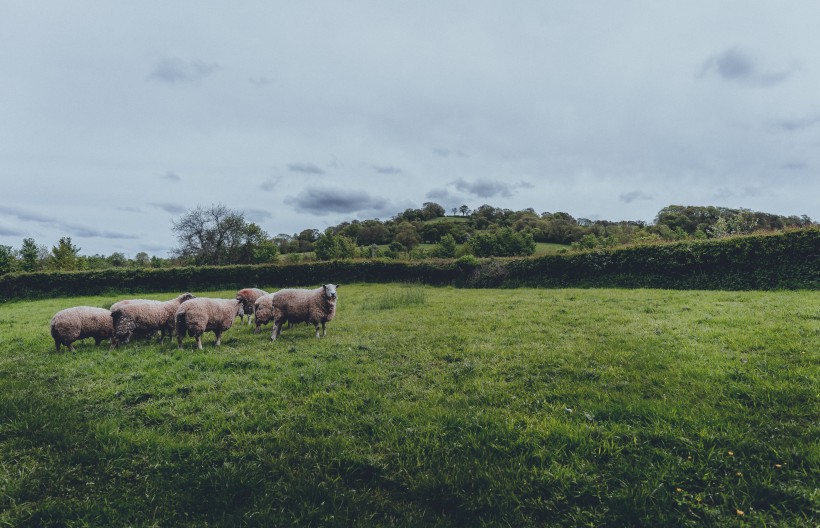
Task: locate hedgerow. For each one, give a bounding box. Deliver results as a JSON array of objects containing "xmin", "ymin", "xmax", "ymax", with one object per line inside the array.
[{"xmin": 0, "ymin": 228, "xmax": 816, "ymax": 301}]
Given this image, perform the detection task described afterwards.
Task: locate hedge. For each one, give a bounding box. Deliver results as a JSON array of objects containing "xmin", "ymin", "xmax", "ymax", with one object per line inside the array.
[{"xmin": 0, "ymin": 228, "xmax": 817, "ymax": 302}]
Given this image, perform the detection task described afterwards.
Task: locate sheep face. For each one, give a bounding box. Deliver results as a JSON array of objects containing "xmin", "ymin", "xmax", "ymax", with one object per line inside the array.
[{"xmin": 323, "ymin": 284, "xmax": 338, "ymax": 301}]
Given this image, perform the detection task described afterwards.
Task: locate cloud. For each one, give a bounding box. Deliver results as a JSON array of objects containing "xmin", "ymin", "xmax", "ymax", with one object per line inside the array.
[
  {"xmin": 159, "ymin": 170, "xmax": 181, "ymax": 182},
  {"xmin": 700, "ymin": 47, "xmax": 791, "ymax": 87},
  {"xmin": 770, "ymin": 115, "xmax": 820, "ymax": 132},
  {"xmin": 148, "ymin": 56, "xmax": 219, "ymax": 83},
  {"xmin": 619, "ymin": 191, "xmax": 653, "ymax": 203},
  {"xmin": 426, "ymin": 188, "xmax": 455, "ymax": 201},
  {"xmin": 372, "ymin": 165, "xmax": 403, "ymax": 175},
  {"xmin": 0, "ymin": 205, "xmax": 137, "ymax": 240},
  {"xmin": 0, "ymin": 225, "xmax": 24, "ymax": 237},
  {"xmin": 244, "ymin": 208, "xmax": 273, "ymax": 224},
  {"xmin": 150, "ymin": 202, "xmax": 187, "ymax": 214},
  {"xmin": 287, "ymin": 163, "xmax": 325, "ymax": 175},
  {"xmin": 780, "ymin": 162, "xmax": 807, "ymax": 170},
  {"xmin": 259, "ymin": 177, "xmax": 280, "ymax": 192},
  {"xmin": 450, "ymin": 178, "xmax": 532, "ymax": 198},
  {"xmin": 287, "ymin": 187, "xmax": 387, "ymax": 215},
  {"xmin": 433, "ymin": 147, "xmax": 468, "ymax": 158}
]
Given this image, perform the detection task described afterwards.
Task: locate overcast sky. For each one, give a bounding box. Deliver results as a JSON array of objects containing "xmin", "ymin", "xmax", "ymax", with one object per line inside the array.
[{"xmin": 1, "ymin": 2, "xmax": 818, "ymax": 257}]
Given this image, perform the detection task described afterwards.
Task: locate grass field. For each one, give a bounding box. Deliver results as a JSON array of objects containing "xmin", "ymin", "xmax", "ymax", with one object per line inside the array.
[{"xmin": 1, "ymin": 285, "xmax": 817, "ymax": 526}]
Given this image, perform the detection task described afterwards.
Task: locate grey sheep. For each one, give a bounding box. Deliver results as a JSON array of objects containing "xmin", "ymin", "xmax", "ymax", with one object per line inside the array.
[
  {"xmin": 175, "ymin": 297, "xmax": 244, "ymax": 350},
  {"xmin": 235, "ymin": 287, "xmax": 268, "ymax": 325},
  {"xmin": 50, "ymin": 306, "xmax": 114, "ymax": 352},
  {"xmin": 270, "ymin": 284, "xmax": 338, "ymax": 341},
  {"xmin": 110, "ymin": 293, "xmax": 195, "ymax": 347}
]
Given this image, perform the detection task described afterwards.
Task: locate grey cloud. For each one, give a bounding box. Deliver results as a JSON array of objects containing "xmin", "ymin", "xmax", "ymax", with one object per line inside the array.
[
  {"xmin": 150, "ymin": 202, "xmax": 187, "ymax": 214},
  {"xmin": 701, "ymin": 47, "xmax": 791, "ymax": 87},
  {"xmin": 450, "ymin": 178, "xmax": 531, "ymax": 198},
  {"xmin": 287, "ymin": 163, "xmax": 325, "ymax": 175},
  {"xmin": 781, "ymin": 162, "xmax": 807, "ymax": 170},
  {"xmin": 259, "ymin": 177, "xmax": 280, "ymax": 192},
  {"xmin": 619, "ymin": 191, "xmax": 653, "ymax": 203},
  {"xmin": 0, "ymin": 205, "xmax": 136, "ymax": 240},
  {"xmin": 0, "ymin": 225, "xmax": 24, "ymax": 236},
  {"xmin": 771, "ymin": 115, "xmax": 820, "ymax": 132},
  {"xmin": 287, "ymin": 187, "xmax": 386, "ymax": 215},
  {"xmin": 249, "ymin": 76, "xmax": 273, "ymax": 86},
  {"xmin": 433, "ymin": 147, "xmax": 468, "ymax": 158},
  {"xmin": 372, "ymin": 165, "xmax": 403, "ymax": 175},
  {"xmin": 426, "ymin": 188, "xmax": 454, "ymax": 201},
  {"xmin": 244, "ymin": 208, "xmax": 273, "ymax": 223},
  {"xmin": 159, "ymin": 170, "xmax": 181, "ymax": 182},
  {"xmin": 148, "ymin": 56, "xmax": 219, "ymax": 83}
]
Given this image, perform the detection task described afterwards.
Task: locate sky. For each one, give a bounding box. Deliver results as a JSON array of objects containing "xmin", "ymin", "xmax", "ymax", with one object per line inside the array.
[{"xmin": 1, "ymin": 1, "xmax": 818, "ymax": 257}]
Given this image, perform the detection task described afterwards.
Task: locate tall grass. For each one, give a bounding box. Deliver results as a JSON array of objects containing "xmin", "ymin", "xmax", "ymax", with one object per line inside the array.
[{"xmin": 0, "ymin": 285, "xmax": 817, "ymax": 526}]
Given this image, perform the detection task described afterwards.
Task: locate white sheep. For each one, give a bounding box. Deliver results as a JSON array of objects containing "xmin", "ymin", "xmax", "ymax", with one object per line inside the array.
[
  {"xmin": 175, "ymin": 297, "xmax": 244, "ymax": 349},
  {"xmin": 50, "ymin": 306, "xmax": 114, "ymax": 352},
  {"xmin": 110, "ymin": 293, "xmax": 195, "ymax": 347},
  {"xmin": 235, "ymin": 287, "xmax": 268, "ymax": 325},
  {"xmin": 270, "ymin": 284, "xmax": 338, "ymax": 340}
]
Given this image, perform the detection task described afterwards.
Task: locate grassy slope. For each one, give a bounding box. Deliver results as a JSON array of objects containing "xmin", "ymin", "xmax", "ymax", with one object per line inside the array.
[{"xmin": 0, "ymin": 285, "xmax": 817, "ymax": 527}]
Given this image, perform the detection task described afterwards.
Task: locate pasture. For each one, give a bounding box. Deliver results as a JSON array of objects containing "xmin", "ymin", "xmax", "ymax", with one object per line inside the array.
[{"xmin": 0, "ymin": 284, "xmax": 817, "ymax": 526}]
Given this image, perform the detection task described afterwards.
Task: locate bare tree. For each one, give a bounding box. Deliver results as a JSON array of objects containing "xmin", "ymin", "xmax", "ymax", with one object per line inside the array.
[{"xmin": 171, "ymin": 204, "xmax": 269, "ymax": 265}]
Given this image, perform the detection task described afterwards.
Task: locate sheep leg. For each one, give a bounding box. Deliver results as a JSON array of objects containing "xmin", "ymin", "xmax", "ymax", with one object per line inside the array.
[
  {"xmin": 195, "ymin": 335, "xmax": 203, "ymax": 350},
  {"xmin": 215, "ymin": 330, "xmax": 222, "ymax": 346},
  {"xmin": 314, "ymin": 323, "xmax": 321, "ymax": 338},
  {"xmin": 271, "ymin": 321, "xmax": 283, "ymax": 341},
  {"xmin": 69, "ymin": 342, "xmax": 76, "ymax": 353}
]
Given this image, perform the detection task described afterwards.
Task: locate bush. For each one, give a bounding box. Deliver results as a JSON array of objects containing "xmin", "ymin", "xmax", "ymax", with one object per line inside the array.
[{"xmin": 0, "ymin": 228, "xmax": 816, "ymax": 301}]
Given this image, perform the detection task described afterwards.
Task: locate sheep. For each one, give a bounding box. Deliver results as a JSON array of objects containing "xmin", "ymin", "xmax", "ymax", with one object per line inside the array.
[
  {"xmin": 270, "ymin": 284, "xmax": 338, "ymax": 341},
  {"xmin": 252, "ymin": 292, "xmax": 275, "ymax": 334},
  {"xmin": 110, "ymin": 293, "xmax": 195, "ymax": 347},
  {"xmin": 175, "ymin": 297, "xmax": 244, "ymax": 350},
  {"xmin": 235, "ymin": 287, "xmax": 268, "ymax": 325},
  {"xmin": 50, "ymin": 306, "xmax": 114, "ymax": 352}
]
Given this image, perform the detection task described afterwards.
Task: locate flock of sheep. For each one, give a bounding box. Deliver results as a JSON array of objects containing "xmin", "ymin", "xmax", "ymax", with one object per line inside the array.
[{"xmin": 49, "ymin": 284, "xmax": 339, "ymax": 352}]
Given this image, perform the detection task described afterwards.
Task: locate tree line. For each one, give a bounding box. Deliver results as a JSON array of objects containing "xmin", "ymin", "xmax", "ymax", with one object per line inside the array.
[{"xmin": 0, "ymin": 202, "xmax": 813, "ymax": 275}]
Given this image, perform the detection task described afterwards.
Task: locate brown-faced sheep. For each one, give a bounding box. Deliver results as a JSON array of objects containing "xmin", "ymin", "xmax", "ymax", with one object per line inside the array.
[
  {"xmin": 110, "ymin": 293, "xmax": 195, "ymax": 347},
  {"xmin": 270, "ymin": 284, "xmax": 338, "ymax": 340},
  {"xmin": 235, "ymin": 287, "xmax": 268, "ymax": 325},
  {"xmin": 175, "ymin": 297, "xmax": 244, "ymax": 349},
  {"xmin": 50, "ymin": 306, "xmax": 114, "ymax": 352}
]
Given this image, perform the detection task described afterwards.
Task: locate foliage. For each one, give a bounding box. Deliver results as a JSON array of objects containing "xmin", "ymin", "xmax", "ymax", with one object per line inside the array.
[
  {"xmin": 171, "ymin": 203, "xmax": 270, "ymax": 265},
  {"xmin": 314, "ymin": 232, "xmax": 356, "ymax": 261},
  {"xmin": 1, "ymin": 228, "xmax": 817, "ymax": 301},
  {"xmin": 0, "ymin": 286, "xmax": 817, "ymax": 526},
  {"xmin": 467, "ymin": 228, "xmax": 536, "ymax": 257},
  {"xmin": 431, "ymin": 233, "xmax": 457, "ymax": 258},
  {"xmin": 50, "ymin": 236, "xmax": 81, "ymax": 270}
]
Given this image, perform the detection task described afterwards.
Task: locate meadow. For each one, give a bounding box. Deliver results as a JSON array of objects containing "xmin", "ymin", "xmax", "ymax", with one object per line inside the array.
[{"xmin": 0, "ymin": 284, "xmax": 817, "ymax": 527}]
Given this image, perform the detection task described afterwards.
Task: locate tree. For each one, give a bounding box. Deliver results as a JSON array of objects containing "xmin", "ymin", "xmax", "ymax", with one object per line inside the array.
[
  {"xmin": 171, "ymin": 204, "xmax": 267, "ymax": 265},
  {"xmin": 314, "ymin": 231, "xmax": 356, "ymax": 260},
  {"xmin": 431, "ymin": 233, "xmax": 457, "ymax": 258},
  {"xmin": 19, "ymin": 238, "xmax": 40, "ymax": 272},
  {"xmin": 0, "ymin": 245, "xmax": 13, "ymax": 275},
  {"xmin": 422, "ymin": 202, "xmax": 446, "ymax": 220},
  {"xmin": 51, "ymin": 237, "xmax": 80, "ymax": 270},
  {"xmin": 394, "ymin": 222, "xmax": 421, "ymax": 254},
  {"xmin": 134, "ymin": 252, "xmax": 150, "ymax": 267},
  {"xmin": 459, "ymin": 204, "xmax": 471, "ymax": 216},
  {"xmin": 107, "ymin": 252, "xmax": 127, "ymax": 267}
]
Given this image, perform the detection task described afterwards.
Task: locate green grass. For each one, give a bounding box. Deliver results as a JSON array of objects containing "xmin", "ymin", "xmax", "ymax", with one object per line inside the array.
[{"xmin": 1, "ymin": 285, "xmax": 817, "ymax": 527}]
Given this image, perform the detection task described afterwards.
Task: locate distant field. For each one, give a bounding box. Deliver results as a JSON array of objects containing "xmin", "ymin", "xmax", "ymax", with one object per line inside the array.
[{"xmin": 1, "ymin": 285, "xmax": 817, "ymax": 526}]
